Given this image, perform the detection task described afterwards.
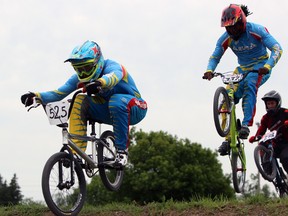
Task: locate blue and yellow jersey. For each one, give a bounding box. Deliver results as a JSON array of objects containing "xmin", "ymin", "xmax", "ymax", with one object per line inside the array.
[
  {"xmin": 207, "ymin": 22, "xmax": 282, "ymax": 72},
  {"xmin": 36, "ymin": 59, "xmax": 143, "ymax": 104}
]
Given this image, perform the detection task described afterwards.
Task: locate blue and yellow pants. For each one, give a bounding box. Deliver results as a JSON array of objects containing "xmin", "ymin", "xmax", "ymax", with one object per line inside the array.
[{"xmin": 69, "ymin": 94, "xmax": 147, "ymax": 152}]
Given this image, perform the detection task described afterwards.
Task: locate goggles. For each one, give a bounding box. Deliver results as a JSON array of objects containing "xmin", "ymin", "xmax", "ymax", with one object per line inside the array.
[{"xmin": 72, "ymin": 60, "xmax": 97, "ymax": 79}]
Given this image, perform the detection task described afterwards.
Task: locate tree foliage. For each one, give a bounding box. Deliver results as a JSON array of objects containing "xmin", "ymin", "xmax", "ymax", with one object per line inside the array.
[
  {"xmin": 87, "ymin": 129, "xmax": 235, "ymax": 205},
  {"xmin": 0, "ymin": 174, "xmax": 23, "ymax": 205}
]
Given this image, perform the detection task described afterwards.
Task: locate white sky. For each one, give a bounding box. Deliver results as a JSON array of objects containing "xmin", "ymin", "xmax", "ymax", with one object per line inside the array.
[{"xmin": 1, "ymin": 0, "xmax": 287, "ymax": 201}]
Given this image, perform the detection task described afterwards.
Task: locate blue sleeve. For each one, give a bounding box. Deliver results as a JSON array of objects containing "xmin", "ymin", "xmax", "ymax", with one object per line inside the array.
[
  {"xmin": 258, "ymin": 26, "xmax": 282, "ymax": 69},
  {"xmin": 98, "ymin": 60, "xmax": 124, "ymax": 88},
  {"xmin": 37, "ymin": 74, "xmax": 79, "ymax": 104},
  {"xmin": 206, "ymin": 33, "xmax": 230, "ymax": 72}
]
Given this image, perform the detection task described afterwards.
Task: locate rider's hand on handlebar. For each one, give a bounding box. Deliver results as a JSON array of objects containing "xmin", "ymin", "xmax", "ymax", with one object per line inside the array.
[
  {"xmin": 249, "ymin": 135, "xmax": 256, "ymax": 143},
  {"xmin": 258, "ymin": 67, "xmax": 269, "ymax": 75},
  {"xmin": 86, "ymin": 81, "xmax": 102, "ymax": 96},
  {"xmin": 249, "ymin": 135, "xmax": 262, "ymax": 143},
  {"xmin": 202, "ymin": 71, "xmax": 214, "ymax": 80},
  {"xmin": 21, "ymin": 92, "xmax": 36, "ymax": 107}
]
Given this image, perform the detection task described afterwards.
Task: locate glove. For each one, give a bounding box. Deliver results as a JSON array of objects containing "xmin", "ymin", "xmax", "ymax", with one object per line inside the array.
[
  {"xmin": 203, "ymin": 72, "xmax": 214, "ymax": 80},
  {"xmin": 284, "ymin": 120, "xmax": 288, "ymax": 127},
  {"xmin": 86, "ymin": 81, "xmax": 102, "ymax": 96},
  {"xmin": 249, "ymin": 136, "xmax": 256, "ymax": 143},
  {"xmin": 258, "ymin": 67, "xmax": 269, "ymax": 75},
  {"xmin": 21, "ymin": 92, "xmax": 36, "ymax": 107}
]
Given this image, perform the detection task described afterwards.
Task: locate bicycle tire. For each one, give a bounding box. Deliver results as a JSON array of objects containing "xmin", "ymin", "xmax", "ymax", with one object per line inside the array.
[
  {"xmin": 254, "ymin": 145, "xmax": 277, "ymax": 181},
  {"xmin": 213, "ymin": 87, "xmax": 231, "ymax": 137},
  {"xmin": 231, "ymin": 150, "xmax": 246, "ymax": 193},
  {"xmin": 98, "ymin": 130, "xmax": 124, "ymax": 191},
  {"xmin": 42, "ymin": 152, "xmax": 86, "ymax": 216},
  {"xmin": 277, "ymin": 167, "xmax": 288, "ymax": 198}
]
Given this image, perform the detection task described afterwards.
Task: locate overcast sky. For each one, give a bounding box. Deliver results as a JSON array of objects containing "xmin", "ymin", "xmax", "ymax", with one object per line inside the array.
[{"xmin": 1, "ymin": 0, "xmax": 287, "ymax": 201}]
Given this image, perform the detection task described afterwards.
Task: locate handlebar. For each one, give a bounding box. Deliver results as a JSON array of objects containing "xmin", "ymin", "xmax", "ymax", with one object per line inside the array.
[
  {"xmin": 27, "ymin": 97, "xmax": 42, "ymax": 112},
  {"xmin": 27, "ymin": 89, "xmax": 83, "ymax": 116},
  {"xmin": 203, "ymin": 69, "xmax": 259, "ymax": 83},
  {"xmin": 250, "ymin": 135, "xmax": 263, "ymax": 143}
]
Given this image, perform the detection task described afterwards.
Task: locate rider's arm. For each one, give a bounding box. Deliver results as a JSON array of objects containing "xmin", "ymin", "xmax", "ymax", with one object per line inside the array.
[
  {"xmin": 206, "ymin": 33, "xmax": 231, "ymax": 72},
  {"xmin": 252, "ymin": 24, "xmax": 283, "ymax": 71},
  {"xmin": 35, "ymin": 74, "xmax": 79, "ymax": 104},
  {"xmin": 255, "ymin": 115, "xmax": 269, "ymax": 137},
  {"xmin": 97, "ymin": 60, "xmax": 126, "ymax": 88}
]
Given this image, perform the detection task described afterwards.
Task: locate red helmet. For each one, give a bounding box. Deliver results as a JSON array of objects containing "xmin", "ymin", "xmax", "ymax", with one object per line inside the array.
[{"xmin": 221, "ymin": 4, "xmax": 247, "ymax": 40}]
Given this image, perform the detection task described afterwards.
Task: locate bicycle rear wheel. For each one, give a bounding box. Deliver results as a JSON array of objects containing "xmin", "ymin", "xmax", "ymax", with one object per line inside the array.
[
  {"xmin": 42, "ymin": 152, "xmax": 86, "ymax": 216},
  {"xmin": 254, "ymin": 145, "xmax": 277, "ymax": 181},
  {"xmin": 213, "ymin": 87, "xmax": 231, "ymax": 137},
  {"xmin": 231, "ymin": 148, "xmax": 246, "ymax": 193},
  {"xmin": 98, "ymin": 130, "xmax": 124, "ymax": 191},
  {"xmin": 277, "ymin": 167, "xmax": 288, "ymax": 198}
]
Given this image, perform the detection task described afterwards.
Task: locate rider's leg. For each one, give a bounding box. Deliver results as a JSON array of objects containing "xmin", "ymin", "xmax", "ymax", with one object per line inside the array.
[
  {"xmin": 108, "ymin": 94, "xmax": 147, "ymax": 150},
  {"xmin": 108, "ymin": 94, "xmax": 147, "ymax": 166},
  {"xmin": 234, "ymin": 67, "xmax": 270, "ymax": 138},
  {"xmin": 69, "ymin": 94, "xmax": 111, "ymax": 152},
  {"xmin": 236, "ymin": 67, "xmax": 270, "ymax": 127},
  {"xmin": 69, "ymin": 94, "xmax": 89, "ymax": 152}
]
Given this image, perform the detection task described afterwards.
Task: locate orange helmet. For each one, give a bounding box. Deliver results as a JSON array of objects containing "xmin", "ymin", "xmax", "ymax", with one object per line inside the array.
[{"xmin": 221, "ymin": 4, "xmax": 247, "ymax": 40}]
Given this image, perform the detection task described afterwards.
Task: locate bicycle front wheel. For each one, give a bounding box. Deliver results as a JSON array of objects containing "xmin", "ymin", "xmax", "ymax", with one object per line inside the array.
[
  {"xmin": 213, "ymin": 87, "xmax": 231, "ymax": 137},
  {"xmin": 98, "ymin": 130, "xmax": 124, "ymax": 191},
  {"xmin": 42, "ymin": 152, "xmax": 86, "ymax": 216},
  {"xmin": 231, "ymin": 149, "xmax": 246, "ymax": 193},
  {"xmin": 254, "ymin": 145, "xmax": 277, "ymax": 181}
]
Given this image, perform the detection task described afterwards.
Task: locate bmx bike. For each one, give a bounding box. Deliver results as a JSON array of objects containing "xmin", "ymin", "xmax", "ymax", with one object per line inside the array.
[
  {"xmin": 211, "ymin": 70, "xmax": 258, "ymax": 193},
  {"xmin": 253, "ymin": 130, "xmax": 288, "ymax": 197},
  {"xmin": 27, "ymin": 89, "xmax": 124, "ymax": 216}
]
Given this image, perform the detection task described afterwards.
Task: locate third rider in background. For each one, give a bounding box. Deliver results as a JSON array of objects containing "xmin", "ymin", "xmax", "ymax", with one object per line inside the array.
[{"xmin": 249, "ymin": 90, "xmax": 288, "ymax": 174}]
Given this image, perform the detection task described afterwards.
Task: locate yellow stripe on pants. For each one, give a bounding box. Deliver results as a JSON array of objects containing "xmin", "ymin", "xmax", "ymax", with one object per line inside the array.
[{"xmin": 69, "ymin": 94, "xmax": 88, "ymax": 152}]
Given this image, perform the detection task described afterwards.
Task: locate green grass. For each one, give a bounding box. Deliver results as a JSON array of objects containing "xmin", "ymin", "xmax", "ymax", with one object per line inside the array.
[{"xmin": 1, "ymin": 195, "xmax": 288, "ymax": 216}]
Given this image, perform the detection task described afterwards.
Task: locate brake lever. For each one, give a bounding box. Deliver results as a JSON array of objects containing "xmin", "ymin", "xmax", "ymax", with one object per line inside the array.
[{"xmin": 27, "ymin": 97, "xmax": 42, "ymax": 112}]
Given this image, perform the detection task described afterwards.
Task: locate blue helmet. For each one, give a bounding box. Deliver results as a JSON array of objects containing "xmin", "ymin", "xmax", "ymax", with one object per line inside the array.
[{"xmin": 64, "ymin": 40, "xmax": 104, "ymax": 82}]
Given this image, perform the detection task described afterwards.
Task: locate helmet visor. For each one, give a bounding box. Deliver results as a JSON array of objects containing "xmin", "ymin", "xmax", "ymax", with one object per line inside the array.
[{"xmin": 225, "ymin": 21, "xmax": 244, "ymax": 39}]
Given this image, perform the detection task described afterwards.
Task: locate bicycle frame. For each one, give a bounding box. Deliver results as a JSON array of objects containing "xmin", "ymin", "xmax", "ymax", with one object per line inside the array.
[
  {"xmin": 61, "ymin": 125, "xmax": 116, "ymax": 169},
  {"xmin": 63, "ymin": 126, "xmax": 98, "ymax": 169},
  {"xmin": 226, "ymin": 86, "xmax": 240, "ymax": 154},
  {"xmin": 212, "ymin": 70, "xmax": 260, "ymax": 193}
]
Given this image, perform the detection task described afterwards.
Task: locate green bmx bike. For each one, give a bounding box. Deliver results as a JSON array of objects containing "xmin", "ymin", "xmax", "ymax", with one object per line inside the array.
[{"xmin": 211, "ymin": 70, "xmax": 258, "ymax": 193}]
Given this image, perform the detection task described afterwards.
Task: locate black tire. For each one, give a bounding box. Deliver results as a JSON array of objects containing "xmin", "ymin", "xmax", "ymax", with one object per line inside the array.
[
  {"xmin": 277, "ymin": 167, "xmax": 288, "ymax": 198},
  {"xmin": 42, "ymin": 152, "xmax": 86, "ymax": 216},
  {"xmin": 231, "ymin": 150, "xmax": 246, "ymax": 193},
  {"xmin": 98, "ymin": 130, "xmax": 124, "ymax": 191},
  {"xmin": 254, "ymin": 145, "xmax": 277, "ymax": 181},
  {"xmin": 213, "ymin": 87, "xmax": 231, "ymax": 137}
]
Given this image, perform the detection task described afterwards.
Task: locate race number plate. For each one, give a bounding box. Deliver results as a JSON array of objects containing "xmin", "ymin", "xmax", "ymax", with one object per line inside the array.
[
  {"xmin": 222, "ymin": 74, "xmax": 243, "ymax": 84},
  {"xmin": 45, "ymin": 101, "xmax": 70, "ymax": 125},
  {"xmin": 259, "ymin": 130, "xmax": 277, "ymax": 143}
]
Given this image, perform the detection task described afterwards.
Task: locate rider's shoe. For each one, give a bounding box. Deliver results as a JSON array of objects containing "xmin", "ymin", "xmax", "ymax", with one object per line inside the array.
[
  {"xmin": 239, "ymin": 125, "xmax": 250, "ymax": 139},
  {"xmin": 218, "ymin": 141, "xmax": 230, "ymax": 156},
  {"xmin": 115, "ymin": 149, "xmax": 128, "ymax": 167}
]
